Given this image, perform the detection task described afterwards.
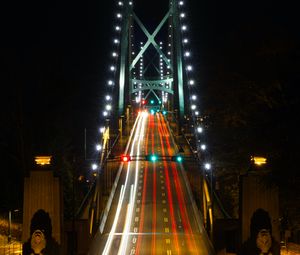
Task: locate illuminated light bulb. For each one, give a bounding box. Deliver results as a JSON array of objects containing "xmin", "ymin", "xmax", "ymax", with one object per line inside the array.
[
  {"xmin": 197, "ymin": 127, "xmax": 203, "ymax": 133},
  {"xmin": 129, "ymin": 1, "xmax": 132, "ymax": 5},
  {"xmin": 118, "ymin": 1, "xmax": 123, "ymax": 6},
  {"xmin": 110, "ymin": 66, "xmax": 115, "ymax": 71},
  {"xmin": 204, "ymin": 163, "xmax": 211, "ymax": 170},
  {"xmin": 100, "ymin": 127, "xmax": 105, "ymax": 133},
  {"xmin": 117, "ymin": 13, "xmax": 122, "ymax": 18},
  {"xmin": 180, "ymin": 13, "xmax": 185, "ymax": 18},
  {"xmin": 184, "ymin": 51, "xmax": 191, "ymax": 57},
  {"xmin": 113, "ymin": 39, "xmax": 119, "ymax": 44},
  {"xmin": 201, "ymin": 144, "xmax": 207, "ymax": 150},
  {"xmin": 179, "ymin": 1, "xmax": 184, "ymax": 5},
  {"xmin": 112, "ymin": 52, "xmax": 118, "ymax": 57},
  {"xmin": 191, "ymin": 104, "xmax": 197, "ymax": 110},
  {"xmin": 105, "ymin": 104, "xmax": 112, "ymax": 111},
  {"xmin": 115, "ymin": 26, "xmax": 121, "ymax": 31},
  {"xmin": 189, "ymin": 80, "xmax": 195, "ymax": 85},
  {"xmin": 96, "ymin": 144, "xmax": 102, "ymax": 151},
  {"xmin": 105, "ymin": 95, "xmax": 111, "ymax": 101},
  {"xmin": 92, "ymin": 164, "xmax": 98, "ymax": 170},
  {"xmin": 186, "ymin": 65, "xmax": 193, "ymax": 71},
  {"xmin": 181, "ymin": 25, "xmax": 187, "ymax": 31},
  {"xmin": 108, "ymin": 80, "xmax": 114, "ymax": 86},
  {"xmin": 103, "ymin": 111, "xmax": 108, "ymax": 116},
  {"xmin": 183, "ymin": 38, "xmax": 189, "ymax": 43},
  {"xmin": 191, "ymin": 95, "xmax": 197, "ymax": 100},
  {"xmin": 195, "ymin": 111, "xmax": 199, "ymax": 116}
]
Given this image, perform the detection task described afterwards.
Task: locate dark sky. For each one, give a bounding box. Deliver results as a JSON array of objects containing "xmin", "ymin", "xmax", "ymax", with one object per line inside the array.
[{"xmin": 0, "ymin": 0, "xmax": 299, "ymax": 211}]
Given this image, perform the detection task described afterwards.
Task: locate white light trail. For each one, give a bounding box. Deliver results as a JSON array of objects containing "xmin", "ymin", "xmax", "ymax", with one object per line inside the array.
[
  {"xmin": 118, "ymin": 111, "xmax": 147, "ymax": 255},
  {"xmin": 102, "ymin": 112, "xmax": 148, "ymax": 255}
]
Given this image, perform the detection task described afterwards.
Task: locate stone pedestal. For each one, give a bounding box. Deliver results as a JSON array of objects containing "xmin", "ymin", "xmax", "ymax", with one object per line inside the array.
[
  {"xmin": 240, "ymin": 171, "xmax": 280, "ymax": 242},
  {"xmin": 22, "ymin": 170, "xmax": 62, "ymax": 243}
]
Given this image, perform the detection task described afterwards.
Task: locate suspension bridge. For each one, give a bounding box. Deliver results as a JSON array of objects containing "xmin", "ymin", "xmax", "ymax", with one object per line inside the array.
[{"xmin": 79, "ymin": 1, "xmax": 226, "ymax": 254}]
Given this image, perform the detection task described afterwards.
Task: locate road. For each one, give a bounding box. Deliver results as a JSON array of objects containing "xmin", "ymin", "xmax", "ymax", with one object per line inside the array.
[{"xmin": 88, "ymin": 111, "xmax": 215, "ymax": 255}]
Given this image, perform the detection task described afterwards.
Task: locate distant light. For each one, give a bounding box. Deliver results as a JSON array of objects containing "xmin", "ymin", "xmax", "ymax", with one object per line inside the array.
[
  {"xmin": 96, "ymin": 144, "xmax": 102, "ymax": 151},
  {"xmin": 191, "ymin": 104, "xmax": 197, "ymax": 110},
  {"xmin": 100, "ymin": 127, "xmax": 105, "ymax": 133},
  {"xmin": 204, "ymin": 163, "xmax": 211, "ymax": 170},
  {"xmin": 112, "ymin": 52, "xmax": 118, "ymax": 57},
  {"xmin": 115, "ymin": 26, "xmax": 121, "ymax": 31},
  {"xmin": 183, "ymin": 38, "xmax": 189, "ymax": 44},
  {"xmin": 191, "ymin": 95, "xmax": 197, "ymax": 100},
  {"xmin": 110, "ymin": 66, "xmax": 115, "ymax": 71},
  {"xmin": 180, "ymin": 13, "xmax": 186, "ymax": 18},
  {"xmin": 201, "ymin": 144, "xmax": 207, "ymax": 150},
  {"xmin": 197, "ymin": 126, "xmax": 203, "ymax": 133},
  {"xmin": 195, "ymin": 111, "xmax": 199, "ymax": 116},
  {"xmin": 92, "ymin": 164, "xmax": 98, "ymax": 170},
  {"xmin": 186, "ymin": 65, "xmax": 193, "ymax": 71},
  {"xmin": 189, "ymin": 80, "xmax": 195, "ymax": 85},
  {"xmin": 121, "ymin": 155, "xmax": 131, "ymax": 162},
  {"xmin": 105, "ymin": 95, "xmax": 111, "ymax": 101},
  {"xmin": 108, "ymin": 80, "xmax": 114, "ymax": 86},
  {"xmin": 179, "ymin": 1, "xmax": 184, "ymax": 5},
  {"xmin": 184, "ymin": 51, "xmax": 190, "ymax": 57},
  {"xmin": 251, "ymin": 156, "xmax": 267, "ymax": 166},
  {"xmin": 105, "ymin": 104, "xmax": 112, "ymax": 111},
  {"xmin": 35, "ymin": 156, "xmax": 52, "ymax": 166},
  {"xmin": 103, "ymin": 111, "xmax": 108, "ymax": 116},
  {"xmin": 129, "ymin": 1, "xmax": 132, "ymax": 5},
  {"xmin": 181, "ymin": 25, "xmax": 187, "ymax": 31},
  {"xmin": 118, "ymin": 1, "xmax": 123, "ymax": 6},
  {"xmin": 117, "ymin": 13, "xmax": 122, "ymax": 18},
  {"xmin": 113, "ymin": 39, "xmax": 119, "ymax": 44}
]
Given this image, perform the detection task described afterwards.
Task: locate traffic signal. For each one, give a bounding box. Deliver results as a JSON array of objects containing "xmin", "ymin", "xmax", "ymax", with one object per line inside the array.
[
  {"xmin": 172, "ymin": 155, "xmax": 183, "ymax": 163},
  {"xmin": 146, "ymin": 154, "xmax": 158, "ymax": 162},
  {"xmin": 150, "ymin": 99, "xmax": 155, "ymax": 104},
  {"xmin": 121, "ymin": 155, "xmax": 131, "ymax": 162},
  {"xmin": 142, "ymin": 99, "xmax": 146, "ymax": 105}
]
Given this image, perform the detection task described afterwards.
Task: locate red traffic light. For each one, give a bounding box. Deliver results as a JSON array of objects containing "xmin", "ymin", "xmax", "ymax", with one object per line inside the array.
[
  {"xmin": 121, "ymin": 155, "xmax": 131, "ymax": 162},
  {"xmin": 142, "ymin": 99, "xmax": 146, "ymax": 105}
]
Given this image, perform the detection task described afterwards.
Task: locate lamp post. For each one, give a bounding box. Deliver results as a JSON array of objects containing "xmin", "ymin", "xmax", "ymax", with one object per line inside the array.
[
  {"xmin": 204, "ymin": 162, "xmax": 213, "ymax": 242},
  {"xmin": 8, "ymin": 209, "xmax": 19, "ymax": 243}
]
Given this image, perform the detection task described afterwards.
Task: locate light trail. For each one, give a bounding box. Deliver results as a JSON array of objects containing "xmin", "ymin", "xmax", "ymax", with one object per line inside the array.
[
  {"xmin": 102, "ymin": 112, "xmax": 143, "ymax": 255},
  {"xmin": 157, "ymin": 113, "xmax": 180, "ymax": 254},
  {"xmin": 135, "ymin": 112, "xmax": 151, "ymax": 255},
  {"xmin": 151, "ymin": 114, "xmax": 157, "ymax": 254},
  {"xmin": 118, "ymin": 111, "xmax": 148, "ymax": 255},
  {"xmin": 160, "ymin": 114, "xmax": 199, "ymax": 254}
]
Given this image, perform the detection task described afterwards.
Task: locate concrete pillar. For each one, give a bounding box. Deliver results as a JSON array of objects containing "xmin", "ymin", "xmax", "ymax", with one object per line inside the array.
[{"xmin": 22, "ymin": 169, "xmax": 62, "ymax": 244}]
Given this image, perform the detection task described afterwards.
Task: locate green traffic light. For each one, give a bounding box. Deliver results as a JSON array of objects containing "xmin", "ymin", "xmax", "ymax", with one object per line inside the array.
[
  {"xmin": 151, "ymin": 155, "xmax": 157, "ymax": 161},
  {"xmin": 176, "ymin": 155, "xmax": 183, "ymax": 162},
  {"xmin": 150, "ymin": 100, "xmax": 154, "ymax": 104},
  {"xmin": 150, "ymin": 109, "xmax": 155, "ymax": 115},
  {"xmin": 146, "ymin": 154, "xmax": 158, "ymax": 162},
  {"xmin": 162, "ymin": 110, "xmax": 167, "ymax": 115}
]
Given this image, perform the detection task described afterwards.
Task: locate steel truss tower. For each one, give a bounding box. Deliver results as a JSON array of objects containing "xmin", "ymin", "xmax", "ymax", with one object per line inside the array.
[{"xmin": 117, "ymin": 0, "xmax": 185, "ymax": 121}]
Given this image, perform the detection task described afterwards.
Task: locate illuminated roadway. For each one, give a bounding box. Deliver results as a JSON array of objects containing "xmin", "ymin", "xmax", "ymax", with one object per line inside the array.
[{"xmin": 88, "ymin": 111, "xmax": 215, "ymax": 255}]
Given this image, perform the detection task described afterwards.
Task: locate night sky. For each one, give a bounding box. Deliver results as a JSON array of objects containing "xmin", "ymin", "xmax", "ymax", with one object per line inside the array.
[{"xmin": 0, "ymin": 0, "xmax": 299, "ymax": 212}]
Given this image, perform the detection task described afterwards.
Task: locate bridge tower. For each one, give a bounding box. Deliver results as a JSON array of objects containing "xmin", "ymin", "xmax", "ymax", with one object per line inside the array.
[{"xmin": 115, "ymin": 0, "xmax": 192, "ymax": 124}]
